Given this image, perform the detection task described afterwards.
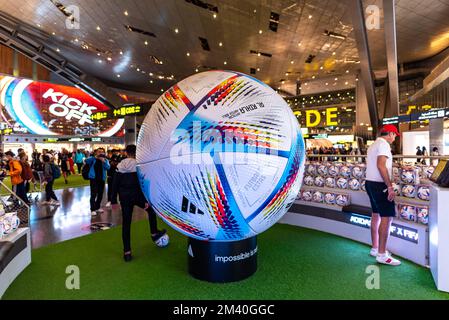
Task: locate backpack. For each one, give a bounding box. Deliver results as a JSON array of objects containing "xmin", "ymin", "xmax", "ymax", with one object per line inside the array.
[
  {"xmin": 20, "ymin": 162, "xmax": 33, "ymax": 180},
  {"xmin": 50, "ymin": 163, "xmax": 61, "ymax": 179},
  {"xmin": 82, "ymin": 163, "xmax": 91, "ymax": 180}
]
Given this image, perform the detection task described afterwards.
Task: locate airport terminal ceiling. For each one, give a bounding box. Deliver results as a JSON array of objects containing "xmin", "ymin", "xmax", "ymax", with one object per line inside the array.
[{"xmin": 1, "ymin": 0, "xmax": 449, "ymax": 96}]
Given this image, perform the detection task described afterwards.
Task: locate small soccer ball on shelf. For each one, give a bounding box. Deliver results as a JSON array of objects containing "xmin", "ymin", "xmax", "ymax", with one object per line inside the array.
[
  {"xmin": 417, "ymin": 206, "xmax": 429, "ymax": 225},
  {"xmin": 317, "ymin": 164, "xmax": 328, "ymax": 176},
  {"xmin": 312, "ymin": 191, "xmax": 324, "ymax": 203},
  {"xmin": 416, "ymin": 185, "xmax": 430, "ymax": 201},
  {"xmin": 306, "ymin": 164, "xmax": 317, "ymax": 176},
  {"xmin": 302, "ymin": 190, "xmax": 313, "ymax": 201},
  {"xmin": 325, "ymin": 177, "xmax": 336, "ymax": 188},
  {"xmin": 328, "ymin": 165, "xmax": 339, "ymax": 177},
  {"xmin": 401, "ymin": 184, "xmax": 417, "ymax": 198},
  {"xmin": 361, "ymin": 179, "xmax": 366, "ymax": 191},
  {"xmin": 304, "ymin": 175, "xmax": 315, "ymax": 186},
  {"xmin": 399, "ymin": 204, "xmax": 417, "ymax": 222},
  {"xmin": 392, "ymin": 183, "xmax": 401, "ymax": 196},
  {"xmin": 314, "ymin": 176, "xmax": 325, "ymax": 187},
  {"xmin": 336, "ymin": 177, "xmax": 348, "ymax": 189},
  {"xmin": 352, "ymin": 166, "xmax": 365, "ymax": 179},
  {"xmin": 348, "ymin": 178, "xmax": 361, "ymax": 191},
  {"xmin": 324, "ymin": 193, "xmax": 336, "ymax": 205},
  {"xmin": 392, "ymin": 166, "xmax": 400, "ymax": 177},
  {"xmin": 335, "ymin": 194, "xmax": 350, "ymax": 206},
  {"xmin": 424, "ymin": 166, "xmax": 435, "ymax": 179},
  {"xmin": 401, "ymin": 168, "xmax": 417, "ymax": 184},
  {"xmin": 339, "ymin": 165, "xmax": 351, "ymax": 178}
]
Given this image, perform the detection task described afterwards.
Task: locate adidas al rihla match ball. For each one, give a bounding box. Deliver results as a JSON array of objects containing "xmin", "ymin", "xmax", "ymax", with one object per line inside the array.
[{"xmin": 136, "ymin": 70, "xmax": 305, "ymax": 241}]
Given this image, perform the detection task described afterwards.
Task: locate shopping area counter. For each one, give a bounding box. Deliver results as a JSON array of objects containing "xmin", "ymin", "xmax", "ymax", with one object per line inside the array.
[{"xmin": 279, "ymin": 157, "xmax": 449, "ymax": 293}]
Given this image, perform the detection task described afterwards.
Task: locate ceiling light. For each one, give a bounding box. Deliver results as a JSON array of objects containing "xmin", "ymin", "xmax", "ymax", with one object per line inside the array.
[
  {"xmin": 144, "ymin": 41, "xmax": 148, "ymax": 45},
  {"xmin": 97, "ymin": 52, "xmax": 101, "ymax": 56},
  {"xmin": 52, "ymin": 32, "xmax": 56, "ymax": 35},
  {"xmin": 161, "ymin": 89, "xmax": 164, "ymax": 92},
  {"xmin": 137, "ymin": 68, "xmax": 140, "ymax": 71},
  {"xmin": 325, "ymin": 83, "xmax": 328, "ymax": 85},
  {"xmin": 213, "ymin": 13, "xmax": 217, "ymax": 18},
  {"xmin": 175, "ymin": 28, "xmax": 179, "ymax": 33},
  {"xmin": 119, "ymin": 51, "xmax": 123, "ymax": 55},
  {"xmin": 96, "ymin": 26, "xmax": 101, "ymax": 31},
  {"xmin": 107, "ymin": 57, "xmax": 112, "ymax": 61},
  {"xmin": 257, "ymin": 53, "xmax": 261, "ymax": 57},
  {"xmin": 186, "ymin": 52, "xmax": 190, "ymax": 56},
  {"xmin": 149, "ymin": 72, "xmax": 153, "ymax": 76},
  {"xmin": 282, "ymin": 81, "xmax": 285, "ymax": 84},
  {"xmin": 219, "ymin": 42, "xmax": 223, "ymax": 47},
  {"xmin": 56, "ymin": 48, "xmax": 60, "ymax": 52},
  {"xmin": 312, "ymin": 75, "xmax": 315, "ymax": 79},
  {"xmin": 36, "ymin": 23, "xmax": 41, "ymax": 27},
  {"xmin": 346, "ymin": 70, "xmax": 349, "ymax": 73},
  {"xmin": 298, "ymin": 42, "xmax": 302, "ymax": 46},
  {"xmin": 277, "ymin": 87, "xmax": 281, "ymax": 90},
  {"xmin": 356, "ymin": 78, "xmax": 359, "ymax": 81},
  {"xmin": 332, "ymin": 52, "xmax": 336, "ymax": 55},
  {"xmin": 116, "ymin": 74, "xmax": 120, "ymax": 78},
  {"xmin": 291, "ymin": 60, "xmax": 294, "ymax": 64},
  {"xmin": 305, "ymin": 83, "xmax": 308, "ymax": 86},
  {"xmin": 195, "ymin": 68, "xmax": 199, "ymax": 72},
  {"xmin": 74, "ymin": 38, "xmax": 79, "ymax": 42},
  {"xmin": 308, "ymin": 15, "xmax": 312, "ymax": 19},
  {"xmin": 334, "ymin": 78, "xmax": 338, "ymax": 81},
  {"xmin": 257, "ymin": 68, "xmax": 260, "ymax": 71},
  {"xmin": 285, "ymin": 73, "xmax": 289, "ymax": 76},
  {"xmin": 98, "ymin": 59, "xmax": 103, "ymax": 63},
  {"xmin": 124, "ymin": 10, "xmax": 128, "ymax": 16},
  {"xmin": 320, "ymin": 66, "xmax": 323, "ymax": 70},
  {"xmin": 345, "ymin": 81, "xmax": 349, "ymax": 85},
  {"xmin": 158, "ymin": 75, "xmax": 164, "ymax": 79},
  {"xmin": 254, "ymin": 9, "xmax": 257, "ymax": 13},
  {"xmin": 150, "ymin": 80, "xmax": 153, "ymax": 83},
  {"xmin": 224, "ymin": 61, "xmax": 227, "ymax": 65},
  {"xmin": 259, "ymin": 30, "xmax": 263, "ymax": 34}
]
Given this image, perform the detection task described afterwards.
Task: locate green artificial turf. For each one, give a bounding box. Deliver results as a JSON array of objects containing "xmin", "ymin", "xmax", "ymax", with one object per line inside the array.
[
  {"xmin": 1, "ymin": 174, "xmax": 89, "ymax": 195},
  {"xmin": 3, "ymin": 221, "xmax": 449, "ymax": 300}
]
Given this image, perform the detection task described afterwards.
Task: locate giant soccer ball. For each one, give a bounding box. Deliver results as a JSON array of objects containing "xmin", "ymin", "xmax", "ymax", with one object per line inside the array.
[{"xmin": 136, "ymin": 71, "xmax": 305, "ymax": 241}]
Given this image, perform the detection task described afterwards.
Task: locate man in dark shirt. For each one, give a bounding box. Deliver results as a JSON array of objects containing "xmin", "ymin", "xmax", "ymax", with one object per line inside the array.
[{"xmin": 84, "ymin": 148, "xmax": 110, "ymax": 215}]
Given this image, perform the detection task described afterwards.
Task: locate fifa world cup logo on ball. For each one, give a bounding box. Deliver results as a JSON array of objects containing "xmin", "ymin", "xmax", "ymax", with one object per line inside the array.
[{"xmin": 136, "ymin": 71, "xmax": 305, "ymax": 282}]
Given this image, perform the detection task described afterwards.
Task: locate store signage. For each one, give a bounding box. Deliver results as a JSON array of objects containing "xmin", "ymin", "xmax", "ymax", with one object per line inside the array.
[
  {"xmin": 91, "ymin": 103, "xmax": 149, "ymax": 121},
  {"xmin": 305, "ymin": 107, "xmax": 338, "ymax": 127},
  {"xmin": 409, "ymin": 109, "xmax": 446, "ymax": 121},
  {"xmin": 348, "ymin": 214, "xmax": 418, "ymax": 243},
  {"xmin": 45, "ymin": 137, "xmax": 104, "ymax": 143},
  {"xmin": 382, "ymin": 116, "xmax": 399, "ymax": 125}
]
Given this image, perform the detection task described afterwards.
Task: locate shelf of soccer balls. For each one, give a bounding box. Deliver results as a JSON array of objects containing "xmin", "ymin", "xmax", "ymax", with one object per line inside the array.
[{"xmin": 297, "ymin": 162, "xmax": 434, "ymax": 226}]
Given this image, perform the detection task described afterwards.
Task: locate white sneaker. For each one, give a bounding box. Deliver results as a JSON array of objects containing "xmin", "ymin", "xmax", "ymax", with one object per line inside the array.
[
  {"xmin": 370, "ymin": 248, "xmax": 390, "ymax": 257},
  {"xmin": 376, "ymin": 252, "xmax": 401, "ymax": 266},
  {"xmin": 105, "ymin": 202, "xmax": 111, "ymax": 208},
  {"xmin": 91, "ymin": 211, "xmax": 97, "ymax": 216},
  {"xmin": 96, "ymin": 208, "xmax": 104, "ymax": 213}
]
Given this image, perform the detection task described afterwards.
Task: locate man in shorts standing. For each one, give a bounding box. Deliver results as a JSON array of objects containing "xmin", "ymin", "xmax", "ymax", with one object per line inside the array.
[{"xmin": 365, "ymin": 124, "xmax": 401, "ymax": 266}]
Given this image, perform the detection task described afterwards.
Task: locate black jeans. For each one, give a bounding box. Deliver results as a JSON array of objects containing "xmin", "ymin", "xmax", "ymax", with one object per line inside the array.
[
  {"xmin": 107, "ymin": 176, "xmax": 116, "ymax": 203},
  {"xmin": 45, "ymin": 179, "xmax": 57, "ymax": 201},
  {"xmin": 90, "ymin": 179, "xmax": 105, "ymax": 211},
  {"xmin": 122, "ymin": 203, "xmax": 158, "ymax": 253},
  {"xmin": 15, "ymin": 182, "xmax": 28, "ymax": 204},
  {"xmin": 76, "ymin": 163, "xmax": 83, "ymax": 174}
]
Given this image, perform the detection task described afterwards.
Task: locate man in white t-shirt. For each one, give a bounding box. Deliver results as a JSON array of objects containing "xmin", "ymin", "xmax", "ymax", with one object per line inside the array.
[{"xmin": 365, "ymin": 124, "xmax": 401, "ymax": 266}]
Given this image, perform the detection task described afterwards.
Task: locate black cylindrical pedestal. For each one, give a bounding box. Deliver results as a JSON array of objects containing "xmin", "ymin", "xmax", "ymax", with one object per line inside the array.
[{"xmin": 188, "ymin": 236, "xmax": 257, "ymax": 283}]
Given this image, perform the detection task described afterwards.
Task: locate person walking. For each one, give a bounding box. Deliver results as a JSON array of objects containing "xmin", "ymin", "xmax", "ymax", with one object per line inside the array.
[
  {"xmin": 431, "ymin": 147, "xmax": 440, "ymax": 167},
  {"xmin": 5, "ymin": 151, "xmax": 28, "ymax": 205},
  {"xmin": 84, "ymin": 148, "xmax": 110, "ymax": 216},
  {"xmin": 74, "ymin": 149, "xmax": 85, "ymax": 174},
  {"xmin": 365, "ymin": 124, "xmax": 401, "ymax": 266},
  {"xmin": 111, "ymin": 145, "xmax": 169, "ymax": 262},
  {"xmin": 415, "ymin": 146, "xmax": 423, "ymax": 165},
  {"xmin": 41, "ymin": 155, "xmax": 60, "ymax": 205},
  {"xmin": 59, "ymin": 148, "xmax": 70, "ymax": 184},
  {"xmin": 18, "ymin": 152, "xmax": 33, "ymax": 203},
  {"xmin": 105, "ymin": 149, "xmax": 120, "ymax": 208}
]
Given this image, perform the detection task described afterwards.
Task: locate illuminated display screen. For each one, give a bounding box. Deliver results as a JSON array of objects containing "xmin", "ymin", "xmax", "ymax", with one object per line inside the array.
[{"xmin": 0, "ymin": 75, "xmax": 124, "ymax": 137}]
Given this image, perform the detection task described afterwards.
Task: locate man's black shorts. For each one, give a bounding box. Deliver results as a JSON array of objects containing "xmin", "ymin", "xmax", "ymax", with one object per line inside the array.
[{"xmin": 365, "ymin": 180, "xmax": 396, "ymax": 217}]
